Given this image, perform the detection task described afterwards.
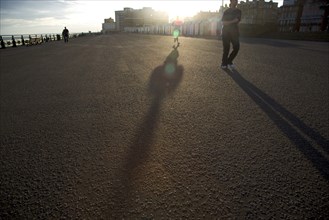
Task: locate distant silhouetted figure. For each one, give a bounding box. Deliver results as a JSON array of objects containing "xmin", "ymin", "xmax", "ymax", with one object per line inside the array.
[
  {"xmin": 62, "ymin": 27, "xmax": 69, "ymax": 43},
  {"xmin": 220, "ymin": 0, "xmax": 241, "ymax": 69},
  {"xmin": 172, "ymin": 17, "xmax": 183, "ymax": 48}
]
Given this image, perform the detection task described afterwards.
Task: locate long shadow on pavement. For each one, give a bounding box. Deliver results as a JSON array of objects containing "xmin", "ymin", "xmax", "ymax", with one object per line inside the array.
[
  {"xmin": 240, "ymin": 37, "xmax": 300, "ymax": 48},
  {"xmin": 224, "ymin": 68, "xmax": 329, "ymax": 180},
  {"xmin": 109, "ymin": 45, "xmax": 184, "ymax": 217}
]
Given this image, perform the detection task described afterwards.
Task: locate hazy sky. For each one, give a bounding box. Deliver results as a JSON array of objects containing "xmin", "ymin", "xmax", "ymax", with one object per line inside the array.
[{"xmin": 0, "ymin": 0, "xmax": 284, "ymax": 35}]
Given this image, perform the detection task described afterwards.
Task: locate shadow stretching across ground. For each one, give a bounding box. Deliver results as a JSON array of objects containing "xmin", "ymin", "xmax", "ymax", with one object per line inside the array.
[
  {"xmin": 240, "ymin": 37, "xmax": 300, "ymax": 48},
  {"xmin": 109, "ymin": 46, "xmax": 184, "ymax": 217},
  {"xmin": 149, "ymin": 45, "xmax": 184, "ymax": 97},
  {"xmin": 224, "ymin": 68, "xmax": 329, "ymax": 180}
]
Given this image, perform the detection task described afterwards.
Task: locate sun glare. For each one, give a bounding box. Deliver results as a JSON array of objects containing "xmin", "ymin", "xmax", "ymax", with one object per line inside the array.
[
  {"xmin": 88, "ymin": 1, "xmax": 221, "ymax": 21},
  {"xmin": 61, "ymin": 1, "xmax": 222, "ymax": 32},
  {"xmin": 155, "ymin": 1, "xmax": 221, "ymax": 21}
]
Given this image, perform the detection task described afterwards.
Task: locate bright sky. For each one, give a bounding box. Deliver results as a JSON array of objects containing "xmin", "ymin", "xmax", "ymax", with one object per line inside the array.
[{"xmin": 0, "ymin": 0, "xmax": 283, "ymax": 35}]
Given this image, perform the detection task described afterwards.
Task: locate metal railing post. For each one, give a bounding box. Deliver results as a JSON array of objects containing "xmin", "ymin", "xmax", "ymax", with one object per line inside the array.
[
  {"xmin": 0, "ymin": 36, "xmax": 6, "ymax": 49},
  {"xmin": 12, "ymin": 35, "xmax": 17, "ymax": 47},
  {"xmin": 21, "ymin": 35, "xmax": 25, "ymax": 46}
]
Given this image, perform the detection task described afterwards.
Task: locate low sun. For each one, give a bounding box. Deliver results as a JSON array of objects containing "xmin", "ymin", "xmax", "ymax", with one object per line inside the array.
[{"xmin": 158, "ymin": 1, "xmax": 222, "ymax": 22}]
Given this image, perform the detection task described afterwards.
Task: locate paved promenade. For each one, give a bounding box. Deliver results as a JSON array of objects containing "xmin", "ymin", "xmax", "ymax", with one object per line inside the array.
[{"xmin": 1, "ymin": 34, "xmax": 328, "ymax": 219}]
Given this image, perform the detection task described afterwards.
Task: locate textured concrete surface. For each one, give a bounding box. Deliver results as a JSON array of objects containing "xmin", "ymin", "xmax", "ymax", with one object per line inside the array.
[{"xmin": 1, "ymin": 34, "xmax": 328, "ymax": 219}]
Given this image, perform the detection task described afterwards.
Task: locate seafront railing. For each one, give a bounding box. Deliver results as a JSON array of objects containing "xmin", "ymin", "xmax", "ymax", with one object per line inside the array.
[{"xmin": 0, "ymin": 32, "xmax": 88, "ymax": 49}]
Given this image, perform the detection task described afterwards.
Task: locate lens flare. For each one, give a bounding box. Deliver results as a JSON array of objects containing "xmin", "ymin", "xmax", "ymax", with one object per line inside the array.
[
  {"xmin": 173, "ymin": 29, "xmax": 180, "ymax": 38},
  {"xmin": 165, "ymin": 63, "xmax": 175, "ymax": 75}
]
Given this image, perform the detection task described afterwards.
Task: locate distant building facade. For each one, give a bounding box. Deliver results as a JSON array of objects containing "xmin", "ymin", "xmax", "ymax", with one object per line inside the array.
[
  {"xmin": 102, "ymin": 17, "xmax": 116, "ymax": 33},
  {"xmin": 278, "ymin": 3, "xmax": 299, "ymax": 31},
  {"xmin": 115, "ymin": 7, "xmax": 168, "ymax": 31},
  {"xmin": 283, "ymin": 0, "xmax": 297, "ymax": 5},
  {"xmin": 115, "ymin": 8, "xmax": 130, "ymax": 31},
  {"xmin": 300, "ymin": 0, "xmax": 328, "ymax": 32},
  {"xmin": 238, "ymin": 0, "xmax": 279, "ymax": 24},
  {"xmin": 105, "ymin": 0, "xmax": 328, "ymax": 36},
  {"xmin": 279, "ymin": 0, "xmax": 328, "ymax": 32}
]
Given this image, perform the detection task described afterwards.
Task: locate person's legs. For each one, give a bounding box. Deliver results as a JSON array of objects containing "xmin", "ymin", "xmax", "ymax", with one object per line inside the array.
[
  {"xmin": 221, "ymin": 32, "xmax": 230, "ymax": 66},
  {"xmin": 227, "ymin": 33, "xmax": 239, "ymax": 65}
]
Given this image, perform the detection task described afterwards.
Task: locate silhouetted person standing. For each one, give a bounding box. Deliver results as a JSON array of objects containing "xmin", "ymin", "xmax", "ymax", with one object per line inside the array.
[
  {"xmin": 172, "ymin": 17, "xmax": 183, "ymax": 48},
  {"xmin": 221, "ymin": 0, "xmax": 241, "ymax": 69},
  {"xmin": 62, "ymin": 27, "xmax": 69, "ymax": 43}
]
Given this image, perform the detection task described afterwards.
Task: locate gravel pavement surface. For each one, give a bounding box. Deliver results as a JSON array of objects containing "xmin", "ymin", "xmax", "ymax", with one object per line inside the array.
[{"xmin": 1, "ymin": 34, "xmax": 328, "ymax": 219}]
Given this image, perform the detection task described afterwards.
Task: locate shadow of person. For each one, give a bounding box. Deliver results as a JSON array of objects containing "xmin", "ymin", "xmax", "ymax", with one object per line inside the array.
[
  {"xmin": 223, "ymin": 68, "xmax": 329, "ymax": 180},
  {"xmin": 108, "ymin": 46, "xmax": 184, "ymax": 218},
  {"xmin": 149, "ymin": 45, "xmax": 184, "ymax": 98}
]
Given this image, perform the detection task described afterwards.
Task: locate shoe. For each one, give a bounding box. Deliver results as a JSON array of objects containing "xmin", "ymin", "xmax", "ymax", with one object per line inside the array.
[
  {"xmin": 228, "ymin": 63, "xmax": 236, "ymax": 69},
  {"xmin": 220, "ymin": 65, "xmax": 228, "ymax": 69}
]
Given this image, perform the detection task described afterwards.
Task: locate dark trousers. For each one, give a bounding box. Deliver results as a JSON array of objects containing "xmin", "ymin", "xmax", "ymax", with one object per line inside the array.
[
  {"xmin": 64, "ymin": 35, "xmax": 69, "ymax": 43},
  {"xmin": 221, "ymin": 31, "xmax": 240, "ymax": 65}
]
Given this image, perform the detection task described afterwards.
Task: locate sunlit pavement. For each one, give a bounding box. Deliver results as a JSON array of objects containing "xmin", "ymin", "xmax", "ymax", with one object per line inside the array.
[{"xmin": 1, "ymin": 34, "xmax": 328, "ymax": 219}]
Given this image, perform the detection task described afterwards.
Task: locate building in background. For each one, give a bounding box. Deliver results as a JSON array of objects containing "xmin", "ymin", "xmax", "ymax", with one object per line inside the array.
[
  {"xmin": 300, "ymin": 0, "xmax": 328, "ymax": 32},
  {"xmin": 238, "ymin": 0, "xmax": 279, "ymax": 25},
  {"xmin": 278, "ymin": 1, "xmax": 299, "ymax": 31},
  {"xmin": 115, "ymin": 8, "xmax": 131, "ymax": 31},
  {"xmin": 115, "ymin": 7, "xmax": 168, "ymax": 31},
  {"xmin": 279, "ymin": 0, "xmax": 328, "ymax": 32},
  {"xmin": 106, "ymin": 0, "xmax": 328, "ymax": 36},
  {"xmin": 283, "ymin": 0, "xmax": 297, "ymax": 5},
  {"xmin": 234, "ymin": 0, "xmax": 279, "ymax": 35},
  {"xmin": 102, "ymin": 17, "xmax": 116, "ymax": 33}
]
